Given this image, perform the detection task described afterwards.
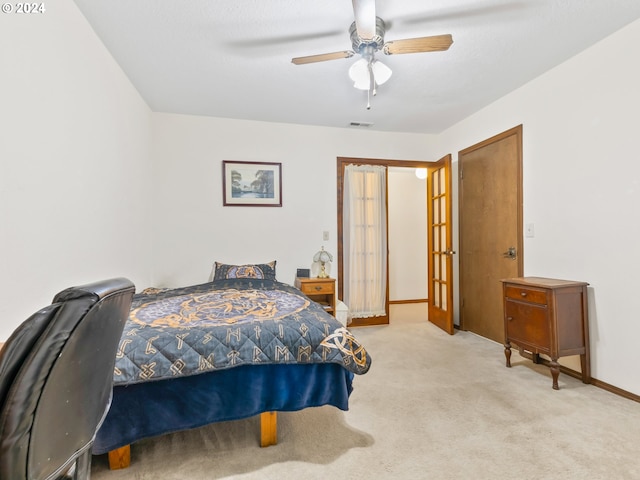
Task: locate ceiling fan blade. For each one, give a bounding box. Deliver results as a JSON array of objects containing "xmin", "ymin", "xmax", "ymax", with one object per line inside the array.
[
  {"xmin": 352, "ymin": 0, "xmax": 376, "ymax": 40},
  {"xmin": 383, "ymin": 34, "xmax": 453, "ymax": 55},
  {"xmin": 291, "ymin": 51, "xmax": 355, "ymax": 65}
]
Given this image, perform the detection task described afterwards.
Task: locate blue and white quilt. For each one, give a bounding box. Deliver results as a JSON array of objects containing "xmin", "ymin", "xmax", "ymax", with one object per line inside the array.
[{"xmin": 114, "ymin": 278, "xmax": 371, "ymax": 385}]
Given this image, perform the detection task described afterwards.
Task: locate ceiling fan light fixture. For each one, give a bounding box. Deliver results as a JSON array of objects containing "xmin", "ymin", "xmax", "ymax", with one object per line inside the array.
[
  {"xmin": 349, "ymin": 58, "xmax": 370, "ymax": 90},
  {"xmin": 372, "ymin": 60, "xmax": 392, "ymax": 85},
  {"xmin": 348, "ymin": 58, "xmax": 392, "ymax": 90}
]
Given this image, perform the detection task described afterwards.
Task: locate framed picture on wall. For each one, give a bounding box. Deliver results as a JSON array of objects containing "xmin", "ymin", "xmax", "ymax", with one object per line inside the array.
[{"xmin": 222, "ymin": 160, "xmax": 282, "ymax": 207}]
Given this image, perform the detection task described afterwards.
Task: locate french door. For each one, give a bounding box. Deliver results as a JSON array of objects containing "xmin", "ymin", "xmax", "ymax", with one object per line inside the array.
[{"xmin": 427, "ymin": 155, "xmax": 454, "ymax": 334}]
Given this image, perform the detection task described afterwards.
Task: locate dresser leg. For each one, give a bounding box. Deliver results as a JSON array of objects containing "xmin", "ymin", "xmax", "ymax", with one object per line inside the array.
[
  {"xmin": 580, "ymin": 353, "xmax": 591, "ymax": 384},
  {"xmin": 550, "ymin": 359, "xmax": 560, "ymax": 390},
  {"xmin": 504, "ymin": 342, "xmax": 512, "ymax": 368}
]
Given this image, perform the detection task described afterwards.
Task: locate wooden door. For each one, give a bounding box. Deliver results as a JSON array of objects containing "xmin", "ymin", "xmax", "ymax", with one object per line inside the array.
[
  {"xmin": 428, "ymin": 155, "xmax": 454, "ymax": 335},
  {"xmin": 458, "ymin": 126, "xmax": 523, "ymax": 343}
]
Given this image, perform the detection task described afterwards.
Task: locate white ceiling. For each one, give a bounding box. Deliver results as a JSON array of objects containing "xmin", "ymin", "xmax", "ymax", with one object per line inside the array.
[{"xmin": 72, "ymin": 0, "xmax": 640, "ymax": 134}]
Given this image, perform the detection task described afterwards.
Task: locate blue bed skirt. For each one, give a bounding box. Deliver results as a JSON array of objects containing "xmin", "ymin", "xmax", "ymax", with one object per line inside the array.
[{"xmin": 93, "ymin": 363, "xmax": 354, "ymax": 455}]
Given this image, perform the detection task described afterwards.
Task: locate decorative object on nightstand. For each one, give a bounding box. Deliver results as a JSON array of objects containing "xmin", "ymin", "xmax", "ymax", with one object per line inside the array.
[
  {"xmin": 296, "ymin": 268, "xmax": 310, "ymax": 278},
  {"xmin": 295, "ymin": 277, "xmax": 336, "ymax": 317},
  {"xmin": 501, "ymin": 277, "xmax": 591, "ymax": 390},
  {"xmin": 312, "ymin": 246, "xmax": 333, "ymax": 279}
]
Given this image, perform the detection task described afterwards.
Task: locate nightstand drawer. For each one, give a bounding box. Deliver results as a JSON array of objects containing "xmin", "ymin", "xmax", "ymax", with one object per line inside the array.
[
  {"xmin": 300, "ymin": 282, "xmax": 333, "ymax": 295},
  {"xmin": 294, "ymin": 277, "xmax": 336, "ymax": 317},
  {"xmin": 504, "ymin": 285, "xmax": 548, "ymax": 305}
]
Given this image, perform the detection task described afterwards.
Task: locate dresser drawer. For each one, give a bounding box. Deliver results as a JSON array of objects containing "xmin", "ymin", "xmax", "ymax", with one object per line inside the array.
[
  {"xmin": 504, "ymin": 285, "xmax": 548, "ymax": 305},
  {"xmin": 505, "ymin": 300, "xmax": 550, "ymax": 348},
  {"xmin": 299, "ymin": 281, "xmax": 333, "ymax": 295}
]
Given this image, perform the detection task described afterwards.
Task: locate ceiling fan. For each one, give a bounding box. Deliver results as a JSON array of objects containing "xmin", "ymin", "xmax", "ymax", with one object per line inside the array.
[{"xmin": 291, "ymin": 0, "xmax": 453, "ymax": 109}]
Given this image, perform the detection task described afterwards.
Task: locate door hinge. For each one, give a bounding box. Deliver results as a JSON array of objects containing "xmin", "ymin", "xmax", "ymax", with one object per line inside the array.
[{"xmin": 459, "ymin": 169, "xmax": 463, "ymax": 180}]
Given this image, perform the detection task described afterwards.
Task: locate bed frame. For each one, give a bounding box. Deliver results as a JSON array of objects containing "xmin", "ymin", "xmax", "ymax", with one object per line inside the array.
[{"xmin": 106, "ymin": 411, "xmax": 277, "ymax": 469}]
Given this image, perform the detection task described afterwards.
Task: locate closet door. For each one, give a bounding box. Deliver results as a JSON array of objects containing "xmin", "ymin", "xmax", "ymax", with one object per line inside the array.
[{"xmin": 458, "ymin": 126, "xmax": 523, "ymax": 343}]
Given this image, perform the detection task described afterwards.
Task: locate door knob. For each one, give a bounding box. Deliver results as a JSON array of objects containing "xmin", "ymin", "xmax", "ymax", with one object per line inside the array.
[
  {"xmin": 444, "ymin": 249, "xmax": 456, "ymax": 256},
  {"xmin": 503, "ymin": 247, "xmax": 517, "ymax": 259}
]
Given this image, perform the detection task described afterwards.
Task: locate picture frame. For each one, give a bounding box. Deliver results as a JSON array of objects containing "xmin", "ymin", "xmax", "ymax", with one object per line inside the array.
[{"xmin": 222, "ymin": 160, "xmax": 282, "ymax": 207}]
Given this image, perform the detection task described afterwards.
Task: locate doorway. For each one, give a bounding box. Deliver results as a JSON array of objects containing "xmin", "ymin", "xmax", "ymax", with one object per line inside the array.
[
  {"xmin": 337, "ymin": 156, "xmax": 453, "ymax": 334},
  {"xmin": 458, "ymin": 125, "xmax": 523, "ymax": 343},
  {"xmin": 388, "ymin": 166, "xmax": 428, "ymax": 305}
]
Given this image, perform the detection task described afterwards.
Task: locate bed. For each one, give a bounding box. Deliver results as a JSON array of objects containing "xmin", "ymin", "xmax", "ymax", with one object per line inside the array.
[{"xmin": 93, "ymin": 263, "xmax": 371, "ymax": 469}]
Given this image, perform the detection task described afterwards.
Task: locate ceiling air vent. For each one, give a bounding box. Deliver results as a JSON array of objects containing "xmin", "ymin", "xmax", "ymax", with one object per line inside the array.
[{"xmin": 349, "ymin": 121, "xmax": 374, "ymax": 128}]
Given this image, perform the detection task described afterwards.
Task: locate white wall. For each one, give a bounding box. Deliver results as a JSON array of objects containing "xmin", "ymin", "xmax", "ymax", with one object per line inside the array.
[
  {"xmin": 388, "ymin": 167, "xmax": 428, "ymax": 301},
  {"xmin": 437, "ymin": 18, "xmax": 640, "ymax": 395},
  {"xmin": 149, "ymin": 114, "xmax": 438, "ymax": 289},
  {"xmin": 0, "ymin": 0, "xmax": 153, "ymax": 339}
]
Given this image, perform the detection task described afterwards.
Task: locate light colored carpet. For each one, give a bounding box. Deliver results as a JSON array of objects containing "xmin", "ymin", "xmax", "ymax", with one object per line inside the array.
[{"xmin": 91, "ymin": 304, "xmax": 640, "ymax": 479}]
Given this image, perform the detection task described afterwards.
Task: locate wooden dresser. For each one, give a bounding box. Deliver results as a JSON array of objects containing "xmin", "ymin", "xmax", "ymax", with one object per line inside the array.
[
  {"xmin": 294, "ymin": 277, "xmax": 336, "ymax": 317},
  {"xmin": 501, "ymin": 277, "xmax": 590, "ymax": 390}
]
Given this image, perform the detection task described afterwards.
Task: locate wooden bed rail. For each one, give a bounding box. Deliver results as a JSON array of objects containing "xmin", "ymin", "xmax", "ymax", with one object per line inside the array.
[{"xmin": 107, "ymin": 411, "xmax": 278, "ymax": 469}]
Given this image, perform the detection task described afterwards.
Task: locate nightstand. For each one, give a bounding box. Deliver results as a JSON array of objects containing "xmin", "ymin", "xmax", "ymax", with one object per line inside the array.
[
  {"xmin": 294, "ymin": 277, "xmax": 336, "ymax": 317},
  {"xmin": 501, "ymin": 277, "xmax": 590, "ymax": 390}
]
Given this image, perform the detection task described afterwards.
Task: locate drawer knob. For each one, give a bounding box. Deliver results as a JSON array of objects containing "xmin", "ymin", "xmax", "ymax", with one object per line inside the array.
[
  {"xmin": 507, "ymin": 316, "xmax": 514, "ymax": 321},
  {"xmin": 315, "ymin": 286, "xmax": 322, "ymax": 291},
  {"xmin": 520, "ymin": 292, "xmax": 527, "ymax": 297}
]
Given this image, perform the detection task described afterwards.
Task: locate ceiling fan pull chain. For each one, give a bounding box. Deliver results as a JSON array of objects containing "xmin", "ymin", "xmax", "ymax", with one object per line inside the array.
[{"xmin": 367, "ymin": 59, "xmax": 376, "ymax": 109}]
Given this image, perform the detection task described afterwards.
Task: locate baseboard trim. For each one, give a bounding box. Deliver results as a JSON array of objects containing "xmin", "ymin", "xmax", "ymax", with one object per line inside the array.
[
  {"xmin": 389, "ymin": 299, "xmax": 428, "ymax": 305},
  {"xmin": 350, "ymin": 317, "xmax": 389, "ymax": 327},
  {"xmin": 589, "ymin": 377, "xmax": 640, "ymax": 403},
  {"xmin": 518, "ymin": 350, "xmax": 639, "ymax": 403}
]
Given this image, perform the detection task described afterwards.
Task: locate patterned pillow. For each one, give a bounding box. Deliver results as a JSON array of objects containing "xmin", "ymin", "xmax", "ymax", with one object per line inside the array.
[
  {"xmin": 213, "ymin": 261, "xmax": 277, "ymax": 281},
  {"xmin": 139, "ymin": 287, "xmax": 171, "ymax": 295}
]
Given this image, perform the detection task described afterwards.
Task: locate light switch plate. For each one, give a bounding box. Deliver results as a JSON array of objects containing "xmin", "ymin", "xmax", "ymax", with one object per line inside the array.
[{"xmin": 525, "ymin": 223, "xmax": 535, "ymax": 238}]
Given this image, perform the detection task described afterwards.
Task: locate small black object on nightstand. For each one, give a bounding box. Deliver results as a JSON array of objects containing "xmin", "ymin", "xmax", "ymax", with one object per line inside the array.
[{"xmin": 296, "ymin": 268, "xmax": 310, "ymax": 278}]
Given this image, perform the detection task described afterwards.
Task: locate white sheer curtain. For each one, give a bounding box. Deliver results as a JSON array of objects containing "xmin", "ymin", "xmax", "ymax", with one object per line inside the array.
[{"xmin": 343, "ymin": 164, "xmax": 387, "ymax": 318}]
